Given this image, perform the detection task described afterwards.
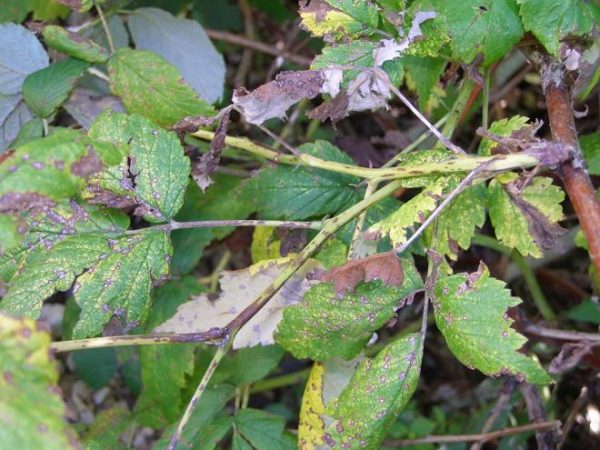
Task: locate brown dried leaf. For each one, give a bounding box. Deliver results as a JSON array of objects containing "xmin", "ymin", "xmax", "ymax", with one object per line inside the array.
[
  {"xmin": 308, "ymin": 92, "xmax": 349, "ymax": 123},
  {"xmin": 321, "ymin": 251, "xmax": 404, "ymax": 294},
  {"xmin": 232, "ymin": 70, "xmax": 324, "ymax": 125},
  {"xmin": 192, "ymin": 109, "xmax": 230, "ymax": 191}
]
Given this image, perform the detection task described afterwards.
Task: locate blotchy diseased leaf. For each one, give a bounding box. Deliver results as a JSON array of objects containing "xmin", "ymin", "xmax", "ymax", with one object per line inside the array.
[
  {"xmin": 299, "ymin": 0, "xmax": 380, "ymax": 40},
  {"xmin": 108, "ymin": 48, "xmax": 215, "ymax": 127},
  {"xmin": 324, "ymin": 333, "xmax": 423, "ymax": 449},
  {"xmin": 87, "ymin": 112, "xmax": 190, "ymax": 222},
  {"xmin": 0, "ymin": 202, "xmax": 129, "ymax": 320},
  {"xmin": 232, "ymin": 70, "xmax": 323, "ymax": 125},
  {"xmin": 321, "ymin": 251, "xmax": 404, "ymax": 294},
  {"xmin": 42, "ymin": 25, "xmax": 109, "ymax": 63},
  {"xmin": 135, "ymin": 277, "xmax": 203, "ymax": 428},
  {"xmin": 276, "ymin": 259, "xmax": 422, "ymax": 361},
  {"xmin": 128, "ymin": 7, "xmax": 225, "ymax": 104},
  {"xmin": 369, "ymin": 177, "xmax": 447, "ymax": 248},
  {"xmin": 431, "ymin": 183, "xmax": 487, "ymax": 260},
  {"xmin": 298, "ymin": 358, "xmax": 361, "ymax": 450},
  {"xmin": 0, "ymin": 312, "xmax": 80, "ymax": 449},
  {"xmin": 155, "ymin": 258, "xmax": 317, "ymax": 349},
  {"xmin": 433, "ymin": 264, "xmax": 551, "ymax": 385},
  {"xmin": 0, "ymin": 128, "xmax": 125, "ymax": 203},
  {"xmin": 426, "ymin": 0, "xmax": 524, "ymax": 65},
  {"xmin": 243, "ymin": 140, "xmax": 360, "ymax": 220},
  {"xmin": 72, "ymin": 230, "xmax": 171, "ymax": 338},
  {"xmin": 478, "ymin": 115, "xmax": 531, "ymax": 156},
  {"xmin": 489, "ymin": 175, "xmax": 565, "ymax": 258},
  {"xmin": 517, "ymin": 0, "xmax": 600, "ymax": 57},
  {"xmin": 192, "ymin": 109, "xmax": 230, "ymax": 191},
  {"xmin": 23, "ymin": 58, "xmax": 90, "ymax": 118}
]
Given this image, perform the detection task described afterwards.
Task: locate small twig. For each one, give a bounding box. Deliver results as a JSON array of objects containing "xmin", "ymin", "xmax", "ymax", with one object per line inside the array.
[
  {"xmin": 395, "ymin": 163, "xmax": 491, "ymax": 253},
  {"xmin": 87, "ymin": 67, "xmax": 110, "ymax": 82},
  {"xmin": 558, "ymin": 386, "xmax": 589, "ymax": 450},
  {"xmin": 234, "ymin": 0, "xmax": 255, "ymax": 87},
  {"xmin": 50, "ymin": 329, "xmax": 227, "ymax": 353},
  {"xmin": 522, "ymin": 322, "xmax": 600, "ymax": 343},
  {"xmin": 377, "ymin": 69, "xmax": 466, "ymax": 155},
  {"xmin": 167, "ymin": 341, "xmax": 232, "ymax": 450},
  {"xmin": 123, "ymin": 219, "xmax": 324, "ymax": 235},
  {"xmin": 383, "ymin": 420, "xmax": 561, "ymax": 446},
  {"xmin": 256, "ymin": 121, "xmax": 302, "ymax": 156},
  {"xmin": 520, "ymin": 383, "xmax": 558, "ymax": 450},
  {"xmin": 94, "ymin": 1, "xmax": 115, "ymax": 53},
  {"xmin": 470, "ymin": 378, "xmax": 518, "ymax": 450},
  {"xmin": 206, "ymin": 29, "xmax": 312, "ymax": 66}
]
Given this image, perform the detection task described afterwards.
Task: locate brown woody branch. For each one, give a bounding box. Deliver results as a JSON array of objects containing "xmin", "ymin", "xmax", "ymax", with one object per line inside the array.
[{"xmin": 542, "ymin": 61, "xmax": 600, "ymax": 275}]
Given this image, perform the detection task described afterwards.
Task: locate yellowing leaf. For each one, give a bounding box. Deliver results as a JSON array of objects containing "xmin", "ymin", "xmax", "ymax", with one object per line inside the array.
[
  {"xmin": 298, "ymin": 363, "xmax": 326, "ymax": 449},
  {"xmin": 0, "ymin": 312, "xmax": 79, "ymax": 449},
  {"xmin": 433, "ymin": 264, "xmax": 551, "ymax": 384}
]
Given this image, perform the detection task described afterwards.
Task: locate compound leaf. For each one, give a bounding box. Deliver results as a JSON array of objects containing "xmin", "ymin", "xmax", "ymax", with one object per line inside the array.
[
  {"xmin": 108, "ymin": 48, "xmax": 215, "ymax": 127},
  {"xmin": 0, "ymin": 312, "xmax": 79, "ymax": 449},
  {"xmin": 433, "ymin": 265, "xmax": 551, "ymax": 384},
  {"xmin": 324, "ymin": 333, "xmax": 423, "ymax": 449}
]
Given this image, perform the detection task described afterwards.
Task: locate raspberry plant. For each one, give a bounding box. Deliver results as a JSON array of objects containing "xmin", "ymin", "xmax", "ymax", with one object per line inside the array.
[{"xmin": 0, "ymin": 1, "xmax": 599, "ymax": 449}]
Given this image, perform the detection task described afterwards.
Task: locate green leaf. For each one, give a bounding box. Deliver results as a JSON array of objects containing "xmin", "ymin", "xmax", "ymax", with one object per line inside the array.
[
  {"xmin": 153, "ymin": 386, "xmax": 235, "ymax": 450},
  {"xmin": 0, "ymin": 0, "xmax": 32, "ymax": 23},
  {"xmin": 135, "ymin": 276, "xmax": 204, "ymax": 428},
  {"xmin": 42, "ymin": 25, "xmax": 110, "ymax": 63},
  {"xmin": 433, "ymin": 265, "xmax": 551, "ymax": 384},
  {"xmin": 172, "ymin": 175, "xmax": 253, "ymax": 274},
  {"xmin": 234, "ymin": 408, "xmax": 296, "ymax": 450},
  {"xmin": 128, "ymin": 7, "xmax": 225, "ymax": 103},
  {"xmin": 428, "ymin": 0, "xmax": 524, "ymax": 65},
  {"xmin": 565, "ymin": 299, "xmax": 600, "ymax": 325},
  {"xmin": 0, "ymin": 23, "xmax": 48, "ymax": 151},
  {"xmin": 0, "ymin": 203, "xmax": 129, "ymax": 319},
  {"xmin": 517, "ymin": 0, "xmax": 600, "ymax": 56},
  {"xmin": 87, "ymin": 112, "xmax": 190, "ymax": 222},
  {"xmin": 9, "ymin": 117, "xmax": 44, "ymax": 148},
  {"xmin": 22, "ymin": 58, "xmax": 90, "ymax": 118},
  {"xmin": 324, "ymin": 333, "xmax": 423, "ymax": 449},
  {"xmin": 83, "ymin": 404, "xmax": 130, "ymax": 450},
  {"xmin": 580, "ymin": 131, "xmax": 600, "ymax": 176},
  {"xmin": 31, "ymin": 0, "xmax": 69, "ymax": 20},
  {"xmin": 489, "ymin": 175, "xmax": 564, "ymax": 258},
  {"xmin": 403, "ymin": 55, "xmax": 446, "ymax": 111},
  {"xmin": 220, "ymin": 345, "xmax": 285, "ymax": 386},
  {"xmin": 243, "ymin": 140, "xmax": 361, "ymax": 220},
  {"xmin": 72, "ymin": 230, "xmax": 171, "ymax": 338},
  {"xmin": 0, "ymin": 312, "xmax": 79, "ymax": 449},
  {"xmin": 0, "ymin": 128, "xmax": 125, "ymax": 201},
  {"xmin": 107, "ymin": 48, "xmax": 215, "ymax": 127},
  {"xmin": 478, "ymin": 115, "xmax": 531, "ymax": 156},
  {"xmin": 72, "ymin": 347, "xmax": 118, "ymax": 389},
  {"xmin": 431, "ymin": 183, "xmax": 487, "ymax": 260},
  {"xmin": 276, "ymin": 260, "xmax": 423, "ymax": 361},
  {"xmin": 369, "ymin": 177, "xmax": 447, "ymax": 248}
]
